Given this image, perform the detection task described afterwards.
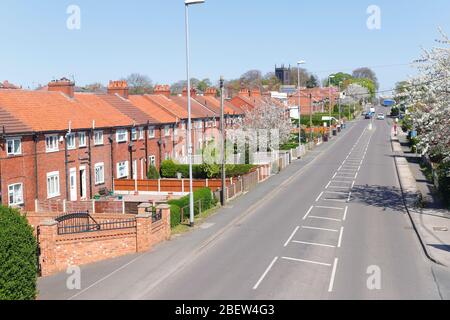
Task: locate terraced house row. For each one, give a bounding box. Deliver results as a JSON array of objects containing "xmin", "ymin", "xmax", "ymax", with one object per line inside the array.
[{"xmin": 0, "ymin": 78, "xmax": 251, "ymax": 212}]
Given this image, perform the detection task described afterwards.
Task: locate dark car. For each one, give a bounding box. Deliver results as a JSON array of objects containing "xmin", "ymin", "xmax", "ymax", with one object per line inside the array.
[{"xmin": 365, "ymin": 113, "xmax": 372, "ymax": 119}]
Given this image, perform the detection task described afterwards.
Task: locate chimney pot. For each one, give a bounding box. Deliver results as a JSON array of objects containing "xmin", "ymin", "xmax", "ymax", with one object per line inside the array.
[
  {"xmin": 107, "ymin": 80, "xmax": 129, "ymax": 99},
  {"xmin": 48, "ymin": 77, "xmax": 75, "ymax": 98}
]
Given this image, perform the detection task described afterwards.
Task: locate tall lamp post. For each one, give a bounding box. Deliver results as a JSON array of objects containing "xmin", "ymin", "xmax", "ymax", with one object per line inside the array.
[
  {"xmin": 328, "ymin": 75, "xmax": 335, "ymax": 138},
  {"xmin": 338, "ymin": 81, "xmax": 342, "ymax": 126},
  {"xmin": 219, "ymin": 76, "xmax": 226, "ymax": 206},
  {"xmin": 297, "ymin": 60, "xmax": 306, "ymax": 149},
  {"xmin": 184, "ymin": 0, "xmax": 205, "ymax": 227}
]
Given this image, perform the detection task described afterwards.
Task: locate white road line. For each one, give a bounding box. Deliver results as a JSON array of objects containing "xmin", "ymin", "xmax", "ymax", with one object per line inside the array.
[
  {"xmin": 315, "ymin": 205, "xmax": 344, "ymax": 210},
  {"xmin": 328, "ymin": 258, "xmax": 339, "ymax": 293},
  {"xmin": 338, "ymin": 227, "xmax": 344, "ymax": 248},
  {"xmin": 284, "ymin": 226, "xmax": 300, "ymax": 247},
  {"xmin": 332, "ymin": 180, "xmax": 353, "ymax": 184},
  {"xmin": 332, "ymin": 172, "xmax": 337, "ymax": 179},
  {"xmin": 351, "ymin": 181, "xmax": 356, "ymax": 189},
  {"xmin": 292, "ymin": 241, "xmax": 336, "ymax": 248},
  {"xmin": 333, "ymin": 176, "xmax": 354, "ymax": 180},
  {"xmin": 316, "ymin": 192, "xmax": 324, "ymax": 202},
  {"xmin": 325, "ymin": 181, "xmax": 332, "ymax": 189},
  {"xmin": 325, "ymin": 191, "xmax": 349, "ymax": 195},
  {"xmin": 347, "ymin": 192, "xmax": 352, "ymax": 203},
  {"xmin": 358, "ymin": 166, "xmax": 361, "ymax": 172},
  {"xmin": 338, "ymin": 165, "xmax": 342, "ymax": 171},
  {"xmin": 354, "ymin": 172, "xmax": 358, "ymax": 179},
  {"xmin": 282, "ymin": 257, "xmax": 332, "ymax": 267},
  {"xmin": 302, "ymin": 226, "xmax": 339, "ymax": 233},
  {"xmin": 303, "ymin": 206, "xmax": 314, "ymax": 220},
  {"xmin": 253, "ymin": 257, "xmax": 279, "ymax": 290},
  {"xmin": 309, "ymin": 216, "xmax": 342, "ymax": 222},
  {"xmin": 327, "ymin": 186, "xmax": 351, "ymax": 190},
  {"xmin": 343, "ymin": 206, "xmax": 348, "ymax": 221},
  {"xmin": 324, "ymin": 198, "xmax": 348, "ymax": 203}
]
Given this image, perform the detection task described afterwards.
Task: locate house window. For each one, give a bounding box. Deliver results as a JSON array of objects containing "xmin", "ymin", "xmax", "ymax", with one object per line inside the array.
[
  {"xmin": 94, "ymin": 131, "xmax": 104, "ymax": 145},
  {"xmin": 78, "ymin": 132, "xmax": 87, "ymax": 147},
  {"xmin": 117, "ymin": 161, "xmax": 129, "ymax": 179},
  {"xmin": 131, "ymin": 128, "xmax": 137, "ymax": 141},
  {"xmin": 47, "ymin": 171, "xmax": 60, "ymax": 199},
  {"xmin": 66, "ymin": 133, "xmax": 76, "ymax": 150},
  {"xmin": 6, "ymin": 138, "xmax": 21, "ymax": 156},
  {"xmin": 116, "ymin": 129, "xmax": 128, "ymax": 143},
  {"xmin": 45, "ymin": 135, "xmax": 59, "ymax": 153},
  {"xmin": 148, "ymin": 127, "xmax": 156, "ymax": 139},
  {"xmin": 8, "ymin": 183, "xmax": 23, "ymax": 206},
  {"xmin": 95, "ymin": 163, "xmax": 105, "ymax": 185},
  {"xmin": 138, "ymin": 127, "xmax": 144, "ymax": 140},
  {"xmin": 164, "ymin": 126, "xmax": 170, "ymax": 137},
  {"xmin": 149, "ymin": 155, "xmax": 156, "ymax": 166}
]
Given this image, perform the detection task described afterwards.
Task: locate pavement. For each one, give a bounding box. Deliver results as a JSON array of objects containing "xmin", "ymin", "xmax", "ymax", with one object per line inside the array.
[
  {"xmin": 392, "ymin": 130, "xmax": 450, "ymax": 269},
  {"xmin": 38, "ymin": 110, "xmax": 450, "ymax": 300}
]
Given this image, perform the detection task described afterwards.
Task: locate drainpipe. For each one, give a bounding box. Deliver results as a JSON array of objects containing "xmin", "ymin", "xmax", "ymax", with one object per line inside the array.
[
  {"xmin": 159, "ymin": 127, "xmax": 163, "ymax": 164},
  {"xmin": 88, "ymin": 130, "xmax": 93, "ymax": 199},
  {"xmin": 145, "ymin": 121, "xmax": 149, "ymax": 176},
  {"xmin": 109, "ymin": 133, "xmax": 114, "ymax": 190},
  {"xmin": 64, "ymin": 134, "xmax": 69, "ymax": 200},
  {"xmin": 33, "ymin": 133, "xmax": 39, "ymax": 202}
]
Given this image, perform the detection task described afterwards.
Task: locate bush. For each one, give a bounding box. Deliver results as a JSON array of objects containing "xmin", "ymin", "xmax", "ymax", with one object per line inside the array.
[
  {"xmin": 0, "ymin": 206, "xmax": 38, "ymax": 300},
  {"xmin": 147, "ymin": 165, "xmax": 160, "ymax": 179},
  {"xmin": 160, "ymin": 160, "xmax": 178, "ymax": 178},
  {"xmin": 169, "ymin": 204, "xmax": 181, "ymax": 229},
  {"xmin": 168, "ymin": 188, "xmax": 216, "ymax": 219},
  {"xmin": 160, "ymin": 161, "xmax": 254, "ymax": 179}
]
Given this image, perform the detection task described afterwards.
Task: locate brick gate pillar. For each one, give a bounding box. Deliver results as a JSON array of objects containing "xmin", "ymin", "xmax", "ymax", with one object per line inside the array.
[
  {"xmin": 39, "ymin": 220, "xmax": 58, "ymax": 277},
  {"xmin": 136, "ymin": 204, "xmax": 152, "ymax": 253},
  {"xmin": 157, "ymin": 204, "xmax": 171, "ymax": 240}
]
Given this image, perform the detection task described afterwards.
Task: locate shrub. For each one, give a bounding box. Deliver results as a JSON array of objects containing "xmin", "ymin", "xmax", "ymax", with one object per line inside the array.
[
  {"xmin": 201, "ymin": 164, "xmax": 220, "ymax": 179},
  {"xmin": 168, "ymin": 188, "xmax": 216, "ymax": 219},
  {"xmin": 0, "ymin": 206, "xmax": 38, "ymax": 300},
  {"xmin": 147, "ymin": 165, "xmax": 160, "ymax": 179},
  {"xmin": 160, "ymin": 161, "xmax": 254, "ymax": 179},
  {"xmin": 160, "ymin": 160, "xmax": 178, "ymax": 178},
  {"xmin": 169, "ymin": 204, "xmax": 181, "ymax": 228}
]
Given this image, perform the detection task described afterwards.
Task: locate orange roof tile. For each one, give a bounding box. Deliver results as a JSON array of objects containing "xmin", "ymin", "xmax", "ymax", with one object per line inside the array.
[{"xmin": 128, "ymin": 95, "xmax": 177, "ymax": 124}]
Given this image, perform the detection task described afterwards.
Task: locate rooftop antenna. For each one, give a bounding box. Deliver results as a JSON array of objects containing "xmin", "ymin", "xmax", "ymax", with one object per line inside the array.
[
  {"xmin": 92, "ymin": 120, "xmax": 96, "ymax": 130},
  {"xmin": 68, "ymin": 121, "xmax": 72, "ymax": 135}
]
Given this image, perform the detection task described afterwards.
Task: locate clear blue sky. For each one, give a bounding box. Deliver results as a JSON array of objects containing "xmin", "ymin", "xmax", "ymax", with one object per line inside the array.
[{"xmin": 1, "ymin": 0, "xmax": 449, "ymax": 92}]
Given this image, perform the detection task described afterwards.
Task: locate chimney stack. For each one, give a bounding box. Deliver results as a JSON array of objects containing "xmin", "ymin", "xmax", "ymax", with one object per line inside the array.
[
  {"xmin": 250, "ymin": 88, "xmax": 261, "ymax": 97},
  {"xmin": 182, "ymin": 87, "xmax": 197, "ymax": 97},
  {"xmin": 204, "ymin": 87, "xmax": 217, "ymax": 97},
  {"xmin": 238, "ymin": 88, "xmax": 250, "ymax": 97},
  {"xmin": 154, "ymin": 84, "xmax": 171, "ymax": 97},
  {"xmin": 48, "ymin": 78, "xmax": 75, "ymax": 98},
  {"xmin": 107, "ymin": 80, "xmax": 129, "ymax": 99}
]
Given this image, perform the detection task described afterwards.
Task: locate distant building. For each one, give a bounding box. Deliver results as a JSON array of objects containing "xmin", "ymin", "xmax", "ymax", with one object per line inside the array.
[{"xmin": 275, "ymin": 65, "xmax": 291, "ymax": 86}]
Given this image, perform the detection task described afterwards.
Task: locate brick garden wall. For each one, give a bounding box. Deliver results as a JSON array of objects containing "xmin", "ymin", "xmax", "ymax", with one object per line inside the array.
[{"xmin": 35, "ymin": 204, "xmax": 171, "ymax": 277}]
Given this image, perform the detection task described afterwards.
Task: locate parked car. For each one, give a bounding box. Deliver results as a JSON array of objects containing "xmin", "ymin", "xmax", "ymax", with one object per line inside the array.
[
  {"xmin": 365, "ymin": 113, "xmax": 372, "ymax": 120},
  {"xmin": 377, "ymin": 113, "xmax": 385, "ymax": 120}
]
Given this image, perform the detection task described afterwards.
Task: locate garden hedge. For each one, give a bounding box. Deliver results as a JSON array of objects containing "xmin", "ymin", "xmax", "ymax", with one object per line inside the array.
[
  {"xmin": 147, "ymin": 165, "xmax": 160, "ymax": 179},
  {"xmin": 160, "ymin": 160, "xmax": 255, "ymax": 179},
  {"xmin": 0, "ymin": 206, "xmax": 38, "ymax": 300}
]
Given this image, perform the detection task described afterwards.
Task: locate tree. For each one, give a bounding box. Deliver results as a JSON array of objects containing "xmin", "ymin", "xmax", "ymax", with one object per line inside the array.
[
  {"xmin": 328, "ymin": 72, "xmax": 353, "ymax": 87},
  {"xmin": 0, "ymin": 206, "xmax": 38, "ymax": 300},
  {"xmin": 76, "ymin": 83, "xmax": 106, "ymax": 93},
  {"xmin": 348, "ymin": 78, "xmax": 376, "ymax": 98},
  {"xmin": 261, "ymin": 72, "xmax": 281, "ymax": 91},
  {"xmin": 196, "ymin": 78, "xmax": 212, "ymax": 92},
  {"xmin": 306, "ymin": 75, "xmax": 319, "ymax": 88},
  {"xmin": 289, "ymin": 67, "xmax": 309, "ymax": 87},
  {"xmin": 342, "ymin": 83, "xmax": 370, "ymax": 105},
  {"xmin": 352, "ymin": 67, "xmax": 379, "ymax": 90},
  {"xmin": 123, "ymin": 73, "xmax": 153, "ymax": 95},
  {"xmin": 398, "ymin": 29, "xmax": 450, "ymax": 163},
  {"xmin": 240, "ymin": 70, "xmax": 263, "ymax": 88}
]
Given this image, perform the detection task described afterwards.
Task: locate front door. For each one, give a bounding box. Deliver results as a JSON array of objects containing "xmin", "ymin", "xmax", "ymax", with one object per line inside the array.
[{"xmin": 70, "ymin": 168, "xmax": 77, "ymax": 201}]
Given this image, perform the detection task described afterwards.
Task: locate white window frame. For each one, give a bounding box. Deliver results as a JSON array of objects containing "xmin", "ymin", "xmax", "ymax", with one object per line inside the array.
[
  {"xmin": 138, "ymin": 127, "xmax": 144, "ymax": 140},
  {"xmin": 94, "ymin": 130, "xmax": 104, "ymax": 146},
  {"xmin": 116, "ymin": 129, "xmax": 128, "ymax": 143},
  {"xmin": 46, "ymin": 171, "xmax": 60, "ymax": 199},
  {"xmin": 149, "ymin": 155, "xmax": 156, "ymax": 166},
  {"xmin": 8, "ymin": 183, "xmax": 24, "ymax": 206},
  {"xmin": 78, "ymin": 132, "xmax": 87, "ymax": 148},
  {"xmin": 148, "ymin": 127, "xmax": 156, "ymax": 139},
  {"xmin": 131, "ymin": 128, "xmax": 137, "ymax": 141},
  {"xmin": 66, "ymin": 133, "xmax": 76, "ymax": 150},
  {"xmin": 94, "ymin": 162, "xmax": 105, "ymax": 185},
  {"xmin": 45, "ymin": 135, "xmax": 59, "ymax": 153},
  {"xmin": 6, "ymin": 137, "xmax": 22, "ymax": 156},
  {"xmin": 164, "ymin": 126, "xmax": 170, "ymax": 137},
  {"xmin": 117, "ymin": 161, "xmax": 129, "ymax": 179}
]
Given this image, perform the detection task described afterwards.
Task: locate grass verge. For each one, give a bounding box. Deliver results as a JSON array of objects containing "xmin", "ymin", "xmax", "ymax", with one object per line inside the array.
[{"xmin": 171, "ymin": 204, "xmax": 222, "ymax": 236}]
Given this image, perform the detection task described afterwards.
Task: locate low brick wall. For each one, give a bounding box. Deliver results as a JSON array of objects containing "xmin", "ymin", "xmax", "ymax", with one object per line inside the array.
[{"xmin": 36, "ymin": 204, "xmax": 171, "ymax": 277}]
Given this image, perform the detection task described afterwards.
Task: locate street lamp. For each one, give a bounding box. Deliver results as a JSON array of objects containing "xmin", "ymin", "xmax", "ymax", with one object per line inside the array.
[
  {"xmin": 184, "ymin": 0, "xmax": 205, "ymax": 227},
  {"xmin": 338, "ymin": 81, "xmax": 342, "ymax": 126},
  {"xmin": 297, "ymin": 60, "xmax": 306, "ymax": 150},
  {"xmin": 328, "ymin": 75, "xmax": 335, "ymax": 138}
]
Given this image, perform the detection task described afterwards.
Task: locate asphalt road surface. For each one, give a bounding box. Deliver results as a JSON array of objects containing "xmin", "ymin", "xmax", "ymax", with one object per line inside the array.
[{"xmin": 39, "ymin": 108, "xmax": 450, "ymax": 300}]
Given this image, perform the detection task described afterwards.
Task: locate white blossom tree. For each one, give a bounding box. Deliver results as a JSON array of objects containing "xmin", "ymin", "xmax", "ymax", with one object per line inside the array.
[
  {"xmin": 342, "ymin": 83, "xmax": 370, "ymax": 105},
  {"xmin": 398, "ymin": 29, "xmax": 450, "ymax": 163}
]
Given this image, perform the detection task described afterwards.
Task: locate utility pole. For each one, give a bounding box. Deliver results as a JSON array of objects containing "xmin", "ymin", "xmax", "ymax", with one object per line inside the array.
[
  {"xmin": 220, "ymin": 76, "xmax": 226, "ymax": 206},
  {"xmin": 328, "ymin": 75, "xmax": 335, "ymax": 139},
  {"xmin": 309, "ymin": 93, "xmax": 313, "ymax": 143}
]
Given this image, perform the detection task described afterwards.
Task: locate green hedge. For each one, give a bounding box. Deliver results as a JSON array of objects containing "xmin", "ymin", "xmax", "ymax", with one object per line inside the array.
[
  {"xmin": 168, "ymin": 188, "xmax": 217, "ymax": 228},
  {"xmin": 160, "ymin": 160, "xmax": 255, "ymax": 179},
  {"xmin": 0, "ymin": 206, "xmax": 38, "ymax": 300}
]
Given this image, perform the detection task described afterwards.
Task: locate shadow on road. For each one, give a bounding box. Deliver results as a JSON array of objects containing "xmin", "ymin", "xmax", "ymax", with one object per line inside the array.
[{"xmin": 351, "ymin": 184, "xmax": 411, "ymax": 212}]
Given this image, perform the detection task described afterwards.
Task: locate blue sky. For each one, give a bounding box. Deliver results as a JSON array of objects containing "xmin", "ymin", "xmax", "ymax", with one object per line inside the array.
[{"xmin": 1, "ymin": 0, "xmax": 449, "ymax": 92}]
